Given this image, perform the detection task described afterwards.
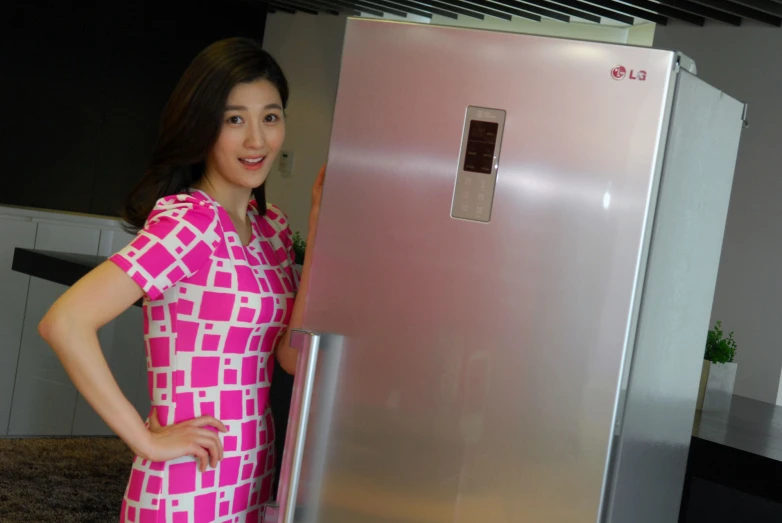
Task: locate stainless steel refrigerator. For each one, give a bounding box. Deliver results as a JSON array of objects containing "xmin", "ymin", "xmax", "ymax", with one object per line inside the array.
[{"xmin": 265, "ymin": 18, "xmax": 746, "ymax": 523}]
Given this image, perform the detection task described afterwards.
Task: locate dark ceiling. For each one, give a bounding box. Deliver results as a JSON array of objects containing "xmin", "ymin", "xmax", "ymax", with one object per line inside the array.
[{"xmin": 256, "ymin": 0, "xmax": 782, "ymax": 27}]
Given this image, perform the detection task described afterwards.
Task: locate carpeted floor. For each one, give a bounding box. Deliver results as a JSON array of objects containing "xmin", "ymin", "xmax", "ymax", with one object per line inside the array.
[{"xmin": 0, "ymin": 437, "xmax": 133, "ymax": 523}]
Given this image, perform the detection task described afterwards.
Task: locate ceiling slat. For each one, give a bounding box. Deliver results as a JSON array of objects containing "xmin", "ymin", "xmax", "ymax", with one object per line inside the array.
[
  {"xmin": 267, "ymin": 2, "xmax": 298, "ymax": 12},
  {"xmin": 384, "ymin": 0, "xmax": 460, "ymax": 17},
  {"xmin": 304, "ymin": 0, "xmax": 361, "ymax": 13},
  {"xmin": 317, "ymin": 1, "xmax": 362, "ymax": 13},
  {"xmin": 273, "ymin": 1, "xmax": 321, "ymax": 14},
  {"xmin": 339, "ymin": 0, "xmax": 411, "ymax": 16},
  {"xmin": 462, "ymin": 0, "xmax": 544, "ymax": 20},
  {"xmin": 654, "ymin": 0, "xmax": 743, "ymax": 25},
  {"xmin": 285, "ymin": 0, "xmax": 344, "ymax": 14},
  {"xmin": 365, "ymin": 0, "xmax": 436, "ymax": 17},
  {"xmin": 409, "ymin": 0, "xmax": 487, "ymax": 19},
  {"xmin": 618, "ymin": 0, "xmax": 705, "ymax": 25},
  {"xmin": 488, "ymin": 0, "xmax": 572, "ymax": 21},
  {"xmin": 521, "ymin": 0, "xmax": 601, "ymax": 22},
  {"xmin": 583, "ymin": 0, "xmax": 669, "ymax": 23},
  {"xmin": 280, "ymin": 0, "xmax": 360, "ymax": 14},
  {"xmin": 687, "ymin": 0, "xmax": 782, "ymax": 25},
  {"xmin": 547, "ymin": 0, "xmax": 635, "ymax": 23},
  {"xmin": 257, "ymin": 0, "xmax": 782, "ymax": 29},
  {"xmin": 731, "ymin": 0, "xmax": 782, "ymax": 16},
  {"xmin": 439, "ymin": 0, "xmax": 515, "ymax": 20},
  {"xmin": 327, "ymin": 0, "xmax": 386, "ymax": 16}
]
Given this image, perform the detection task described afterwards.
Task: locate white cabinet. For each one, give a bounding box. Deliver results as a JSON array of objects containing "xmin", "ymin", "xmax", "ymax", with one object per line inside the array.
[
  {"xmin": 0, "ymin": 216, "xmax": 37, "ymax": 435},
  {"xmin": 7, "ymin": 221, "xmax": 102, "ymax": 436},
  {"xmin": 1, "ymin": 207, "xmax": 150, "ymax": 437}
]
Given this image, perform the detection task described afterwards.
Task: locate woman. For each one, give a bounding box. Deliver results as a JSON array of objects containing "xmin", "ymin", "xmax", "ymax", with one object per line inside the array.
[{"xmin": 38, "ymin": 37, "xmax": 323, "ymax": 522}]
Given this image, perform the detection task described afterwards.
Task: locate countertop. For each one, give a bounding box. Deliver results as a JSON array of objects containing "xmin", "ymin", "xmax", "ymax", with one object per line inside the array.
[
  {"xmin": 12, "ymin": 248, "xmax": 141, "ymax": 307},
  {"xmin": 693, "ymin": 394, "xmax": 782, "ymax": 463}
]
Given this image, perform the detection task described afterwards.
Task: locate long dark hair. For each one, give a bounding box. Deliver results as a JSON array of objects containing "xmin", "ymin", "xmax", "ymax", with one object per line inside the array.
[{"xmin": 121, "ymin": 37, "xmax": 289, "ymax": 232}]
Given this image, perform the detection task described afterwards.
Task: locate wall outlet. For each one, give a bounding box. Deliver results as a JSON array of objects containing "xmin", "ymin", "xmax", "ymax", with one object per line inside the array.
[{"xmin": 279, "ymin": 150, "xmax": 293, "ymax": 178}]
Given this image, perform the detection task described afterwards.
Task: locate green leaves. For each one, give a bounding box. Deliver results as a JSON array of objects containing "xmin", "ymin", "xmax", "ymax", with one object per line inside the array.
[
  {"xmin": 705, "ymin": 320, "xmax": 737, "ymax": 364},
  {"xmin": 292, "ymin": 231, "xmax": 307, "ymax": 265}
]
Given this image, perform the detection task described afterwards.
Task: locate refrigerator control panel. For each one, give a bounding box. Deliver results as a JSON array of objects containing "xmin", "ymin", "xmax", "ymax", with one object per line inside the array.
[{"xmin": 451, "ymin": 106, "xmax": 506, "ymax": 223}]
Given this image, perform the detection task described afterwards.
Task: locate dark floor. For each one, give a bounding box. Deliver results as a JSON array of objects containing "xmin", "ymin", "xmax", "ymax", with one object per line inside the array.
[
  {"xmin": 7, "ymin": 399, "xmax": 782, "ymax": 523},
  {"xmin": 0, "ymin": 437, "xmax": 133, "ymax": 523}
]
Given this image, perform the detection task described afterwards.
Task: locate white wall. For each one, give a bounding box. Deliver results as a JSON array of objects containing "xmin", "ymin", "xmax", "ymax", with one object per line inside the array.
[
  {"xmin": 263, "ymin": 13, "xmax": 349, "ymax": 238},
  {"xmin": 654, "ymin": 23, "xmax": 782, "ymax": 404},
  {"xmin": 627, "ymin": 23, "xmax": 655, "ymax": 46}
]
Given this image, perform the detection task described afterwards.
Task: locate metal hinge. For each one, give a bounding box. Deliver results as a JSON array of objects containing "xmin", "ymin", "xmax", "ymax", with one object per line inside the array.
[
  {"xmin": 742, "ymin": 103, "xmax": 749, "ymax": 129},
  {"xmin": 674, "ymin": 53, "xmax": 698, "ymax": 75}
]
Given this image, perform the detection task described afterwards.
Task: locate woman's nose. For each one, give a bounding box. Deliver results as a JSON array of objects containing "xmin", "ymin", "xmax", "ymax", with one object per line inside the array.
[{"xmin": 245, "ymin": 125, "xmax": 265, "ymax": 149}]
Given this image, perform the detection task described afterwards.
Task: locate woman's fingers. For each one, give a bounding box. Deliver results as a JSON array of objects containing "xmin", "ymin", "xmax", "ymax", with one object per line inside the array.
[
  {"xmin": 188, "ymin": 415, "xmax": 228, "ymax": 433},
  {"xmin": 192, "ymin": 429, "xmax": 222, "ymax": 468},
  {"xmin": 312, "ymin": 163, "xmax": 326, "ymax": 207},
  {"xmin": 146, "ymin": 414, "xmax": 227, "ymax": 471},
  {"xmin": 191, "ymin": 445, "xmax": 209, "ymax": 473}
]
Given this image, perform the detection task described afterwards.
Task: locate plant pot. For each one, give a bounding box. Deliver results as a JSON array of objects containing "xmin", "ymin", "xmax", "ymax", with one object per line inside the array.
[{"xmin": 696, "ymin": 360, "xmax": 737, "ymax": 412}]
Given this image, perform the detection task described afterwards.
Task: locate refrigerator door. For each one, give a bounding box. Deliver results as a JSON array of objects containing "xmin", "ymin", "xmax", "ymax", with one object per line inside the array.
[{"xmin": 288, "ymin": 19, "xmax": 680, "ymax": 523}]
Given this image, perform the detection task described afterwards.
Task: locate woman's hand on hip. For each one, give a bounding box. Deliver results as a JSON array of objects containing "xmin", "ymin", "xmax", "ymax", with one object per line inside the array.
[{"xmin": 142, "ymin": 407, "xmax": 228, "ymax": 472}]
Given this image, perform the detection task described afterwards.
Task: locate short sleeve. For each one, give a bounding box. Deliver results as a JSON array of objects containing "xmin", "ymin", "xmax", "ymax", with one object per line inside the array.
[
  {"xmin": 264, "ymin": 203, "xmax": 301, "ymax": 292},
  {"xmin": 110, "ymin": 193, "xmax": 222, "ymax": 300}
]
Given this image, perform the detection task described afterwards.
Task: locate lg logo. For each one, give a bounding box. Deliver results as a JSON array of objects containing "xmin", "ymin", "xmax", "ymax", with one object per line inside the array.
[
  {"xmin": 611, "ymin": 65, "xmax": 646, "ymax": 81},
  {"xmin": 611, "ymin": 65, "xmax": 626, "ymax": 80}
]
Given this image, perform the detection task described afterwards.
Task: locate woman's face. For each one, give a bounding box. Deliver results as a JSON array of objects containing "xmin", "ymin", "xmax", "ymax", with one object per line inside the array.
[{"xmin": 206, "ymin": 79, "xmax": 286, "ymax": 191}]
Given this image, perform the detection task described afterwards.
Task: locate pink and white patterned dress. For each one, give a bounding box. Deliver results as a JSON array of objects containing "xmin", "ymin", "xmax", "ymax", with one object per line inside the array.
[{"xmin": 111, "ymin": 189, "xmax": 299, "ymax": 523}]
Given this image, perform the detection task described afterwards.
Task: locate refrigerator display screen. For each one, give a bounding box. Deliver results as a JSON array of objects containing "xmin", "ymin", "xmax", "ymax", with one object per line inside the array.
[
  {"xmin": 464, "ymin": 120, "xmax": 498, "ymax": 174},
  {"xmin": 452, "ymin": 107, "xmax": 505, "ymax": 223}
]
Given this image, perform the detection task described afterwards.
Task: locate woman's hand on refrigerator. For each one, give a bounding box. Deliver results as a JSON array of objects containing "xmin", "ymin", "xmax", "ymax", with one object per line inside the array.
[
  {"xmin": 309, "ymin": 163, "xmax": 326, "ymax": 235},
  {"xmin": 143, "ymin": 407, "xmax": 228, "ymax": 472}
]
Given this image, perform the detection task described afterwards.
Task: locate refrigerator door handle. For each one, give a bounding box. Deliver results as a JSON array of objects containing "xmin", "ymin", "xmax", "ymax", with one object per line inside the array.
[{"xmin": 263, "ymin": 328, "xmax": 322, "ymax": 523}]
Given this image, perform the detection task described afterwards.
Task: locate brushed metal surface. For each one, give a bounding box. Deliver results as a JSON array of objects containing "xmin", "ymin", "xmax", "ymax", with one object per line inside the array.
[
  {"xmin": 295, "ymin": 19, "xmax": 683, "ymax": 523},
  {"xmin": 603, "ymin": 70, "xmax": 744, "ymax": 523},
  {"xmin": 266, "ymin": 330, "xmax": 321, "ymax": 523}
]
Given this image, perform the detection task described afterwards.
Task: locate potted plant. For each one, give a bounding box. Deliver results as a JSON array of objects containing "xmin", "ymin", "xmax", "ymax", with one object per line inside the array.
[
  {"xmin": 696, "ymin": 320, "xmax": 738, "ymax": 411},
  {"xmin": 292, "ymin": 231, "xmax": 306, "ymax": 267}
]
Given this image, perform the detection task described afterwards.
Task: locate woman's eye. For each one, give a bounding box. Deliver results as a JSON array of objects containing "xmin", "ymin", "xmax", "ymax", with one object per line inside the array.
[
  {"xmin": 265, "ymin": 114, "xmax": 280, "ymax": 123},
  {"xmin": 227, "ymin": 115, "xmax": 243, "ymax": 124}
]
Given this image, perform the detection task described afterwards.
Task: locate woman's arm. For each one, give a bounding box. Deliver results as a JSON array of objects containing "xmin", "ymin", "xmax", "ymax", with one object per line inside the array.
[
  {"xmin": 275, "ymin": 164, "xmax": 325, "ymax": 374},
  {"xmin": 39, "ymin": 260, "xmax": 226, "ymax": 472}
]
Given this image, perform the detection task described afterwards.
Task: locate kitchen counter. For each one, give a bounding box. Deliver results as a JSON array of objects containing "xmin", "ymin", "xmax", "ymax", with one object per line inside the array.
[
  {"xmin": 693, "ymin": 395, "xmax": 782, "ymax": 462},
  {"xmin": 12, "ymin": 248, "xmax": 142, "ymax": 307},
  {"xmin": 681, "ymin": 395, "xmax": 782, "ymax": 522}
]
